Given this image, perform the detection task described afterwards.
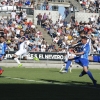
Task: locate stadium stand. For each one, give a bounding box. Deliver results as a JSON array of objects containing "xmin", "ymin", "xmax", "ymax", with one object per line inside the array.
[{"xmin": 0, "ymin": 0, "xmax": 100, "ymax": 54}]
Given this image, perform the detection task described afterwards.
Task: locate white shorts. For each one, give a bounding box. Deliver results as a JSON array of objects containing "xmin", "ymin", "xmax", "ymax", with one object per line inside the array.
[{"xmin": 15, "ymin": 50, "xmax": 27, "ymax": 57}]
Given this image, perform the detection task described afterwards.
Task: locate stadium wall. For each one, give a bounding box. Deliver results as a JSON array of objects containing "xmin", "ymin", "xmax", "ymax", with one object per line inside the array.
[
  {"xmin": 34, "ymin": 10, "xmax": 59, "ymax": 25},
  {"xmin": 75, "ymin": 12, "xmax": 99, "ymax": 23},
  {"xmin": 0, "ymin": 14, "xmax": 34, "ymax": 22}
]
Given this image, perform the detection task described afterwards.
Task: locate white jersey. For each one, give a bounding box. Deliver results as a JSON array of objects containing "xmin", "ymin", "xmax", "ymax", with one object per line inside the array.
[
  {"xmin": 87, "ymin": 35, "xmax": 91, "ymax": 55},
  {"xmin": 65, "ymin": 51, "xmax": 76, "ymax": 62},
  {"xmin": 15, "ymin": 40, "xmax": 31, "ymax": 56},
  {"xmin": 19, "ymin": 41, "xmax": 28, "ymax": 51}
]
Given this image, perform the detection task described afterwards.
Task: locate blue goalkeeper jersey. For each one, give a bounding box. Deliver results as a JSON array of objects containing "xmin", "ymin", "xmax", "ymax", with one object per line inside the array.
[{"xmin": 0, "ymin": 42, "xmax": 7, "ymax": 55}]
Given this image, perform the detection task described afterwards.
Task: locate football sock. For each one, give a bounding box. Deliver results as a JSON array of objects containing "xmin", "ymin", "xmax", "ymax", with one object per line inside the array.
[
  {"xmin": 60, "ymin": 65, "xmax": 65, "ymax": 71},
  {"xmin": 86, "ymin": 70, "xmax": 95, "ymax": 82},
  {"xmin": 79, "ymin": 70, "xmax": 87, "ymax": 77},
  {"xmin": 70, "ymin": 66, "xmax": 72, "ymax": 72},
  {"xmin": 14, "ymin": 58, "xmax": 21, "ymax": 64}
]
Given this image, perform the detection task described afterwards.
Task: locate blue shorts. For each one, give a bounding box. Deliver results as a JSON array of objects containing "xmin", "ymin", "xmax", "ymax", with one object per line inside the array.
[
  {"xmin": 93, "ymin": 55, "xmax": 100, "ymax": 62},
  {"xmin": 74, "ymin": 57, "xmax": 89, "ymax": 67}
]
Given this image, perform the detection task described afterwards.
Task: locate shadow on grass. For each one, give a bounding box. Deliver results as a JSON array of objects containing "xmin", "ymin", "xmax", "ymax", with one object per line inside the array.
[
  {"xmin": 0, "ymin": 77, "xmax": 100, "ymax": 100},
  {"xmin": 40, "ymin": 79, "xmax": 93, "ymax": 85}
]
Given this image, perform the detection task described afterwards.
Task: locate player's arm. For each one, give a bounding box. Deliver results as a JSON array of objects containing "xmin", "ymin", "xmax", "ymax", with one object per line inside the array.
[
  {"xmin": 68, "ymin": 52, "xmax": 84, "ymax": 60},
  {"xmin": 69, "ymin": 45, "xmax": 87, "ymax": 59},
  {"xmin": 74, "ymin": 51, "xmax": 84, "ymax": 55}
]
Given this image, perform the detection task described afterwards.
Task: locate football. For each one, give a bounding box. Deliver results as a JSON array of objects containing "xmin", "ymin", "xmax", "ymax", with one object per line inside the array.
[{"xmin": 0, "ymin": 68, "xmax": 4, "ymax": 75}]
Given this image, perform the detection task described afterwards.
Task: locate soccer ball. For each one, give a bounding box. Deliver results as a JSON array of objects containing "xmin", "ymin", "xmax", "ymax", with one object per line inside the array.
[{"xmin": 0, "ymin": 68, "xmax": 4, "ymax": 75}]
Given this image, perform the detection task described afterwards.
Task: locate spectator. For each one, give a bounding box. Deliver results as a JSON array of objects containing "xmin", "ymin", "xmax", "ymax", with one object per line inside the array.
[
  {"xmin": 64, "ymin": 7, "xmax": 69, "ymax": 18},
  {"xmin": 23, "ymin": 11, "xmax": 27, "ymax": 19},
  {"xmin": 42, "ymin": 0, "xmax": 47, "ymax": 10},
  {"xmin": 36, "ymin": 13, "xmax": 42, "ymax": 25},
  {"xmin": 11, "ymin": 10, "xmax": 16, "ymax": 20},
  {"xmin": 46, "ymin": 3, "xmax": 49, "ymax": 10},
  {"xmin": 37, "ymin": 0, "xmax": 41, "ymax": 10}
]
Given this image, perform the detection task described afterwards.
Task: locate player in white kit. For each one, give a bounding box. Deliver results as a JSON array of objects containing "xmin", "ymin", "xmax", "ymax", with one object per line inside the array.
[
  {"xmin": 13, "ymin": 37, "xmax": 34, "ymax": 67},
  {"xmin": 60, "ymin": 47, "xmax": 76, "ymax": 73}
]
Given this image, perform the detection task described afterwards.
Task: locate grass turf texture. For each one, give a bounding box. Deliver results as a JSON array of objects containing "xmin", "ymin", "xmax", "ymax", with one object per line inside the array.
[{"xmin": 0, "ymin": 67, "xmax": 100, "ymax": 100}]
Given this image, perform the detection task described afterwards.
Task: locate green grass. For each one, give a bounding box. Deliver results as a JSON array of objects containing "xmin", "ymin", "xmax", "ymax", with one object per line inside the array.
[{"xmin": 0, "ymin": 67, "xmax": 100, "ymax": 100}]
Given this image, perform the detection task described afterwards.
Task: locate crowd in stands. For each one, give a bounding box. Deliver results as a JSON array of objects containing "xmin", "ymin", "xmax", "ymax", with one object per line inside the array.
[
  {"xmin": 80, "ymin": 0, "xmax": 100, "ymax": 13},
  {"xmin": 0, "ymin": 8, "xmax": 58, "ymax": 53},
  {"xmin": 36, "ymin": 9, "xmax": 100, "ymax": 54},
  {"xmin": 0, "ymin": 0, "xmax": 35, "ymax": 11},
  {"xmin": 0, "ymin": 0, "xmax": 100, "ymax": 54},
  {"xmin": 0, "ymin": 0, "xmax": 52, "ymax": 12},
  {"xmin": 0, "ymin": 0, "xmax": 31, "ymax": 6}
]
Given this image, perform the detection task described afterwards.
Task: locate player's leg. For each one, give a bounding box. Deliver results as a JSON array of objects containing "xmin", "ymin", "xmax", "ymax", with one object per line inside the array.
[
  {"xmin": 66, "ymin": 55, "xmax": 76, "ymax": 72},
  {"xmin": 69, "ymin": 62, "xmax": 72, "ymax": 73},
  {"xmin": 60, "ymin": 62, "xmax": 72, "ymax": 73},
  {"xmin": 33, "ymin": 55, "xmax": 39, "ymax": 61},
  {"xmin": 80, "ymin": 58, "xmax": 97, "ymax": 86},
  {"xmin": 61, "ymin": 56, "xmax": 76, "ymax": 73},
  {"xmin": 78, "ymin": 58, "xmax": 87, "ymax": 77},
  {"xmin": 65, "ymin": 60, "xmax": 72, "ymax": 72},
  {"xmin": 83, "ymin": 66, "xmax": 97, "ymax": 86},
  {"xmin": 61, "ymin": 60, "xmax": 72, "ymax": 73},
  {"xmin": 24, "ymin": 53, "xmax": 39, "ymax": 61},
  {"xmin": 0, "ymin": 55, "xmax": 4, "ymax": 75},
  {"xmin": 13, "ymin": 50, "xmax": 23, "ymax": 67},
  {"xmin": 60, "ymin": 53, "xmax": 69, "ymax": 72},
  {"xmin": 79, "ymin": 70, "xmax": 87, "ymax": 77},
  {"xmin": 61, "ymin": 52, "xmax": 77, "ymax": 73},
  {"xmin": 60, "ymin": 62, "xmax": 65, "ymax": 72}
]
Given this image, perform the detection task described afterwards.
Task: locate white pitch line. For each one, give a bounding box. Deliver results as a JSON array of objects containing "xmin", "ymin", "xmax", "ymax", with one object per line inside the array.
[
  {"xmin": 5, "ymin": 76, "xmax": 62, "ymax": 85},
  {"xmin": 4, "ymin": 76, "xmax": 100, "ymax": 90}
]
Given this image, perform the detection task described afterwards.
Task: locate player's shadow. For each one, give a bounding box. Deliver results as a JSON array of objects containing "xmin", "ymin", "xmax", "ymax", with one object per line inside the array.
[
  {"xmin": 0, "ymin": 76, "xmax": 99, "ymax": 87},
  {"xmin": 40, "ymin": 79, "xmax": 63, "ymax": 83},
  {"xmin": 0, "ymin": 76, "xmax": 5, "ymax": 78},
  {"xmin": 40, "ymin": 79, "xmax": 94, "ymax": 86},
  {"xmin": 0, "ymin": 83, "xmax": 100, "ymax": 100},
  {"xmin": 0, "ymin": 77, "xmax": 100, "ymax": 100}
]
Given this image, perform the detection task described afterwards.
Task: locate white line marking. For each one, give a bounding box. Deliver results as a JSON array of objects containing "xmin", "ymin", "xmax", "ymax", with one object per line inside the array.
[
  {"xmin": 4, "ymin": 76, "xmax": 100, "ymax": 90},
  {"xmin": 5, "ymin": 76, "xmax": 61, "ymax": 84}
]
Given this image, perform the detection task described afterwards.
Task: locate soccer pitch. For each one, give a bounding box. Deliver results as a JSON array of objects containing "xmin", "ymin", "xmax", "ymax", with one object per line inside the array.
[{"xmin": 0, "ymin": 67, "xmax": 100, "ymax": 100}]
